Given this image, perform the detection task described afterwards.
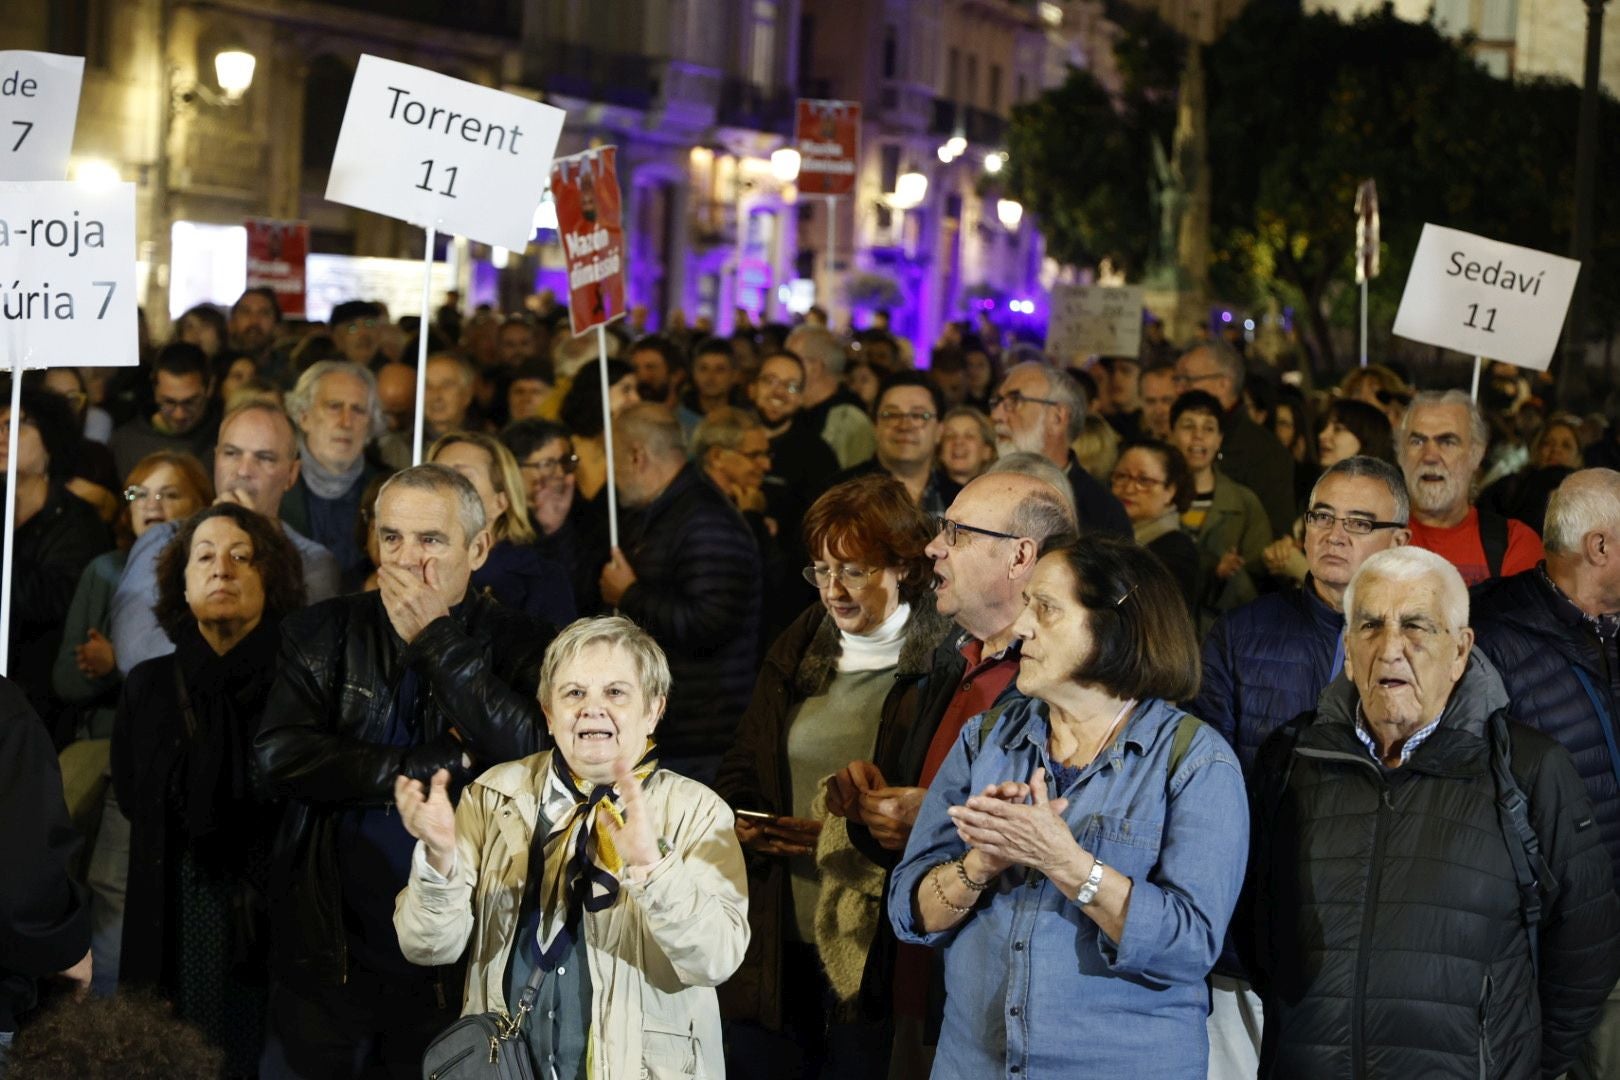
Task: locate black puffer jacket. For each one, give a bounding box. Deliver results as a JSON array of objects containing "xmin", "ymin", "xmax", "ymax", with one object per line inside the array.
[
  {"xmin": 1247, "ymin": 653, "xmax": 1620, "ymax": 1079},
  {"xmin": 253, "ymin": 591, "xmax": 553, "ymax": 988},
  {"xmin": 616, "ymin": 463, "xmax": 762, "ymax": 759},
  {"xmin": 1472, "ymin": 568, "xmax": 1620, "ymax": 891}
]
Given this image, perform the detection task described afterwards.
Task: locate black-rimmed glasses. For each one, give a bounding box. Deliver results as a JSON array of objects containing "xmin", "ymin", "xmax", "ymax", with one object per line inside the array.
[
  {"xmin": 1302, "ymin": 510, "xmax": 1405, "ymax": 536},
  {"xmin": 934, "ymin": 516, "xmax": 1021, "ymax": 547}
]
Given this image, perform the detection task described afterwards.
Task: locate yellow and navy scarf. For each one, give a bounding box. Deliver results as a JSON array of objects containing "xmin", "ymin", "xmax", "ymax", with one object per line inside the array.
[{"xmin": 526, "ymin": 742, "xmax": 659, "ymax": 969}]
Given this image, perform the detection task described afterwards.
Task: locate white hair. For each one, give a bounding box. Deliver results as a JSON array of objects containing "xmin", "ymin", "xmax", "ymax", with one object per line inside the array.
[
  {"xmin": 983, "ymin": 452, "xmax": 1079, "ymax": 531},
  {"xmin": 1397, "ymin": 389, "xmax": 1489, "ymax": 458},
  {"xmin": 286, "ymin": 360, "xmax": 386, "ymax": 441},
  {"xmin": 1343, "ymin": 546, "xmax": 1469, "ymax": 631},
  {"xmin": 1544, "ymin": 468, "xmax": 1620, "ymax": 555}
]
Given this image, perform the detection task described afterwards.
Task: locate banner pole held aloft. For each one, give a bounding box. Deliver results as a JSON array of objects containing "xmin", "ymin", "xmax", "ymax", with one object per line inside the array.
[
  {"xmin": 1471, "ymin": 355, "xmax": 1483, "ymax": 401},
  {"xmin": 597, "ymin": 323, "xmax": 620, "ymax": 551},
  {"xmin": 0, "ymin": 355, "xmax": 24, "ymax": 676},
  {"xmin": 413, "ymin": 225, "xmax": 437, "ymax": 466}
]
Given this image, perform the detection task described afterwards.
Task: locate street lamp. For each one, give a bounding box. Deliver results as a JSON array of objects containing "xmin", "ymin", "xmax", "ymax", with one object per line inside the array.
[
  {"xmin": 770, "ymin": 147, "xmax": 801, "ymax": 183},
  {"xmin": 892, "ymin": 170, "xmax": 928, "ymax": 210},
  {"xmin": 213, "ymin": 49, "xmax": 257, "ymax": 101},
  {"xmin": 984, "ymin": 151, "xmax": 1005, "ymax": 174},
  {"xmin": 996, "ymin": 198, "xmax": 1024, "ymax": 231}
]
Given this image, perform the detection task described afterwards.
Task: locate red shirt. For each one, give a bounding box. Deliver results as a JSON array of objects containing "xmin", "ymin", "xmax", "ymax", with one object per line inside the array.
[
  {"xmin": 918, "ymin": 637, "xmax": 1022, "ymax": 788},
  {"xmin": 1408, "ymin": 506, "xmax": 1543, "ymax": 588}
]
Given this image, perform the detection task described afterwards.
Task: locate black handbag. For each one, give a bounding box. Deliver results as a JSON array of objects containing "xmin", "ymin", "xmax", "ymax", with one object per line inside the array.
[{"xmin": 420, "ymin": 960, "xmax": 545, "ymax": 1080}]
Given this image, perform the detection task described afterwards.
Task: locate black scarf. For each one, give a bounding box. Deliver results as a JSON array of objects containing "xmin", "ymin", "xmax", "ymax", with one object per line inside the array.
[{"xmin": 171, "ymin": 617, "xmax": 281, "ymax": 861}]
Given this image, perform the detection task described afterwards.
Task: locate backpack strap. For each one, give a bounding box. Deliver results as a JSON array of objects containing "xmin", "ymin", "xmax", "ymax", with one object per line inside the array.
[
  {"xmin": 975, "ymin": 700, "xmax": 1014, "ymax": 752},
  {"xmin": 1486, "ymin": 708, "xmax": 1557, "ymax": 982},
  {"xmin": 1166, "ymin": 713, "xmax": 1203, "ymax": 790},
  {"xmin": 1478, "ymin": 507, "xmax": 1510, "ymax": 580}
]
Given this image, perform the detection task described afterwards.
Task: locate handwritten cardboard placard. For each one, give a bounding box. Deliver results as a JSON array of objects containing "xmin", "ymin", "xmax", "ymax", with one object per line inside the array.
[
  {"xmin": 1046, "ymin": 285, "xmax": 1144, "ymax": 363},
  {"xmin": 1392, "ymin": 224, "xmax": 1580, "ymax": 372},
  {"xmin": 326, "ymin": 55, "xmax": 566, "ymax": 250},
  {"xmin": 0, "ymin": 52, "xmax": 83, "ymax": 181},
  {"xmin": 0, "ymin": 180, "xmax": 138, "ymax": 366}
]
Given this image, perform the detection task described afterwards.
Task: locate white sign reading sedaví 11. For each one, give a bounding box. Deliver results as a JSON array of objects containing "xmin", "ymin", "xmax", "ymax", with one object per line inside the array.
[
  {"xmin": 0, "ymin": 181, "xmax": 138, "ymax": 366},
  {"xmin": 1391, "ymin": 223, "xmax": 1580, "ymax": 373},
  {"xmin": 325, "ymin": 55, "xmax": 566, "ymax": 251}
]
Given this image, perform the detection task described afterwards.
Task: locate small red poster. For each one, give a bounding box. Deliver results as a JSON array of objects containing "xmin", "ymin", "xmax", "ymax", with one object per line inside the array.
[
  {"xmin": 795, "ymin": 99, "xmax": 860, "ymax": 197},
  {"xmin": 550, "ymin": 146, "xmax": 626, "ymax": 337},
  {"xmin": 244, "ymin": 218, "xmax": 308, "ymax": 317}
]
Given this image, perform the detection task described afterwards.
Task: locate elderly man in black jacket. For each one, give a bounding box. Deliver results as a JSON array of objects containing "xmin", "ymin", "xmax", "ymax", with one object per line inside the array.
[
  {"xmin": 254, "ymin": 464, "xmax": 554, "ymax": 1080},
  {"xmin": 598, "ymin": 403, "xmax": 761, "ymax": 782},
  {"xmin": 1247, "ymin": 546, "xmax": 1620, "ymax": 1080},
  {"xmin": 1473, "ymin": 467, "xmax": 1620, "ymax": 1079}
]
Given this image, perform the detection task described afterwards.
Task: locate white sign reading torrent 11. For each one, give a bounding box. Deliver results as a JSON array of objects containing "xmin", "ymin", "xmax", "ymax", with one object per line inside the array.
[
  {"xmin": 1046, "ymin": 285, "xmax": 1145, "ymax": 362},
  {"xmin": 0, "ymin": 52, "xmax": 83, "ymax": 182},
  {"xmin": 326, "ymin": 55, "xmax": 565, "ymax": 251},
  {"xmin": 0, "ymin": 181, "xmax": 139, "ymax": 366},
  {"xmin": 1392, "ymin": 224, "xmax": 1581, "ymax": 372}
]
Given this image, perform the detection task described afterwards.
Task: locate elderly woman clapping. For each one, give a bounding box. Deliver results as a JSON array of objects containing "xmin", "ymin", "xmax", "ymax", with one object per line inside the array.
[
  {"xmin": 393, "ymin": 615, "xmax": 749, "ymax": 1079},
  {"xmin": 889, "ymin": 535, "xmax": 1249, "ymax": 1079}
]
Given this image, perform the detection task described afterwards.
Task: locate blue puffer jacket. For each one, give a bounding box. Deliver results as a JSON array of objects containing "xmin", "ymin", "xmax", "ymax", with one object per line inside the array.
[
  {"xmin": 1472, "ymin": 568, "xmax": 1620, "ymax": 890},
  {"xmin": 1191, "ymin": 580, "xmax": 1343, "ymax": 775}
]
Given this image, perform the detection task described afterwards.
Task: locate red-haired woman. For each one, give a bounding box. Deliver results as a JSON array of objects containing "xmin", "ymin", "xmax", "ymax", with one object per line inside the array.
[{"xmin": 715, "ymin": 473, "xmax": 952, "ymax": 1080}]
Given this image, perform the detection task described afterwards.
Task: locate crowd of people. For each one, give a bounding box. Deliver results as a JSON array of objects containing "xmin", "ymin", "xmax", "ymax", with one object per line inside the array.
[{"xmin": 1, "ymin": 285, "xmax": 1618, "ymax": 1080}]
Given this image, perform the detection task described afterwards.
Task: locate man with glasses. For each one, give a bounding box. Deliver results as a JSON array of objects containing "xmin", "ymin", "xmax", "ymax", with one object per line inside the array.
[
  {"xmin": 1399, "ymin": 389, "xmax": 1543, "ymax": 586},
  {"xmin": 329, "ymin": 300, "xmax": 387, "ymax": 369},
  {"xmin": 833, "ymin": 371, "xmax": 956, "ymax": 512},
  {"xmin": 988, "ymin": 361, "xmax": 1131, "ymax": 536},
  {"xmin": 1173, "ymin": 342, "xmax": 1295, "ymax": 537},
  {"xmin": 107, "ymin": 401, "xmax": 341, "ymax": 676},
  {"xmin": 1192, "ymin": 455, "xmax": 1410, "ymax": 1080},
  {"xmin": 499, "ymin": 419, "xmax": 599, "ymax": 617},
  {"xmin": 109, "ymin": 343, "xmax": 218, "ymax": 477}
]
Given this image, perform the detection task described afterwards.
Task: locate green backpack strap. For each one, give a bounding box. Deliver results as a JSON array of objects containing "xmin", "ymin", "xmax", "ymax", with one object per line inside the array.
[
  {"xmin": 1166, "ymin": 713, "xmax": 1203, "ymax": 788},
  {"xmin": 975, "ymin": 700, "xmax": 1015, "ymax": 751}
]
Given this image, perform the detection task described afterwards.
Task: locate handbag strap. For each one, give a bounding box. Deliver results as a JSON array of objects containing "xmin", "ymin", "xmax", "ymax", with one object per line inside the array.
[{"xmin": 1571, "ymin": 664, "xmax": 1620, "ymax": 792}]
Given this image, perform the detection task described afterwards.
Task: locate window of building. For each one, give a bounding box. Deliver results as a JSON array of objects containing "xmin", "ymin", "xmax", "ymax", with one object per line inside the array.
[
  {"xmin": 880, "ymin": 144, "xmax": 901, "ymax": 194},
  {"xmin": 965, "ymin": 54, "xmax": 978, "ymax": 106},
  {"xmin": 1432, "ymin": 0, "xmax": 1469, "ymax": 35},
  {"xmin": 989, "ymin": 64, "xmax": 1002, "ymax": 111},
  {"xmin": 947, "ymin": 47, "xmax": 960, "ymax": 100},
  {"xmin": 883, "ymin": 25, "xmax": 898, "ymax": 79},
  {"xmin": 1016, "ymin": 74, "xmax": 1028, "ymax": 103},
  {"xmin": 1480, "ymin": 0, "xmax": 1517, "ymax": 40}
]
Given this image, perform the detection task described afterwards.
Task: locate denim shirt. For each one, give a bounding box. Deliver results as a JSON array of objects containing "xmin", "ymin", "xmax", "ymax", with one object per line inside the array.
[{"xmin": 888, "ymin": 695, "xmax": 1249, "ymax": 1080}]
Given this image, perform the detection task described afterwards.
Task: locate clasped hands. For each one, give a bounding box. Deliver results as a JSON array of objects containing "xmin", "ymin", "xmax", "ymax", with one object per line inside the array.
[{"xmin": 945, "ymin": 766, "xmax": 1081, "ymax": 880}]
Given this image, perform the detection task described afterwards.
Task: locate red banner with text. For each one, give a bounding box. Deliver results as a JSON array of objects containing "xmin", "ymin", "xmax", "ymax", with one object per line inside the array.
[
  {"xmin": 795, "ymin": 99, "xmax": 860, "ymax": 197},
  {"xmin": 244, "ymin": 218, "xmax": 308, "ymax": 318},
  {"xmin": 550, "ymin": 146, "xmax": 626, "ymax": 337}
]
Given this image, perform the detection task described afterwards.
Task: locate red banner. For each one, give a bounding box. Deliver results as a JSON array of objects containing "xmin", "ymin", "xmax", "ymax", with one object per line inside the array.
[
  {"xmin": 795, "ymin": 99, "xmax": 860, "ymax": 197},
  {"xmin": 550, "ymin": 146, "xmax": 626, "ymax": 337},
  {"xmin": 244, "ymin": 218, "xmax": 308, "ymax": 318}
]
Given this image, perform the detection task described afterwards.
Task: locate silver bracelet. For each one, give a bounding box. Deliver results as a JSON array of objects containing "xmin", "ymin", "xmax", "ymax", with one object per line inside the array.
[{"xmin": 1075, "ymin": 855, "xmax": 1106, "ymax": 906}]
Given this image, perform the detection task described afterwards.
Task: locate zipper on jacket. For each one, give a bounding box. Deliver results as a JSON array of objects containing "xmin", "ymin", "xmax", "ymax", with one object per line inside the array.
[
  {"xmin": 1476, "ymin": 973, "xmax": 1493, "ymax": 1080},
  {"xmin": 1350, "ymin": 783, "xmax": 1394, "ymax": 1080}
]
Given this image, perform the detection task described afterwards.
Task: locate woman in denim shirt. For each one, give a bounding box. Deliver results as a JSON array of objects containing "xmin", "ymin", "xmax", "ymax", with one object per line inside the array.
[{"xmin": 888, "ymin": 536, "xmax": 1249, "ymax": 1079}]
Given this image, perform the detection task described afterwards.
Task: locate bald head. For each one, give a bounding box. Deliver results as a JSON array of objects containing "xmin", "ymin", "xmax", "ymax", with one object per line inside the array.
[
  {"xmin": 1174, "ymin": 342, "xmax": 1244, "ymax": 410},
  {"xmin": 376, "ymin": 362, "xmax": 416, "ymax": 432}
]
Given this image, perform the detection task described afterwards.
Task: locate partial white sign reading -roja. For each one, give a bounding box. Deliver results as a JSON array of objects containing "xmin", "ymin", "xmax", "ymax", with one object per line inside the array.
[
  {"xmin": 1391, "ymin": 223, "xmax": 1581, "ymax": 372},
  {"xmin": 325, "ymin": 55, "xmax": 565, "ymax": 251},
  {"xmin": 0, "ymin": 180, "xmax": 138, "ymax": 366},
  {"xmin": 0, "ymin": 51, "xmax": 83, "ymax": 182}
]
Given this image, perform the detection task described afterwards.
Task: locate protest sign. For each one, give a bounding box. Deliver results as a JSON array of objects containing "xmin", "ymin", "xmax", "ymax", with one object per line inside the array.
[
  {"xmin": 326, "ymin": 54, "xmax": 565, "ymax": 251},
  {"xmin": 550, "ymin": 147, "xmax": 626, "ymax": 338},
  {"xmin": 795, "ymin": 100, "xmax": 859, "ymax": 198},
  {"xmin": 1046, "ymin": 285, "xmax": 1144, "ymax": 363},
  {"xmin": 0, "ymin": 52, "xmax": 83, "ymax": 181},
  {"xmin": 245, "ymin": 217, "xmax": 308, "ymax": 317},
  {"xmin": 1392, "ymin": 224, "xmax": 1580, "ymax": 373},
  {"xmin": 0, "ymin": 180, "xmax": 138, "ymax": 366}
]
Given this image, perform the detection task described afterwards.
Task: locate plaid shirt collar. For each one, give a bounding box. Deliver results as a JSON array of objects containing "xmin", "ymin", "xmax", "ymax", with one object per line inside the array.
[
  {"xmin": 1538, "ymin": 563, "xmax": 1620, "ymax": 642},
  {"xmin": 1354, "ymin": 702, "xmax": 1443, "ymax": 767}
]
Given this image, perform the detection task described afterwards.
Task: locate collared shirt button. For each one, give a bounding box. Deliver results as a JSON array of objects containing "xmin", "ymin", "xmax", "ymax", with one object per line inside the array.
[
  {"xmin": 1009, "ymin": 1005, "xmax": 1021, "ymax": 1017},
  {"xmin": 1011, "ymin": 1066, "xmax": 1022, "ymax": 1074},
  {"xmin": 1012, "ymin": 941, "xmax": 1025, "ymax": 951}
]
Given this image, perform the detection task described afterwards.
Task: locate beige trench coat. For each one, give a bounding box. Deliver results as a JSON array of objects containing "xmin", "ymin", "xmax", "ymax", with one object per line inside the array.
[{"xmin": 394, "ymin": 752, "xmax": 750, "ymax": 1079}]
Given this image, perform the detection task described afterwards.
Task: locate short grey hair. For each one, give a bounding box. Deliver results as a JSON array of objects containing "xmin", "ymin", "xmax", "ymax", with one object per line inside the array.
[
  {"xmin": 1397, "ymin": 389, "xmax": 1489, "ymax": 456},
  {"xmin": 983, "ymin": 452, "xmax": 1080, "ymax": 538},
  {"xmin": 786, "ymin": 325, "xmax": 849, "ymax": 377},
  {"xmin": 1179, "ymin": 341, "xmax": 1245, "ymax": 390},
  {"xmin": 1005, "ymin": 362, "xmax": 1087, "ymax": 441},
  {"xmin": 690, "ymin": 405, "xmax": 763, "ymax": 461},
  {"xmin": 219, "ymin": 400, "xmax": 298, "ymax": 460},
  {"xmin": 1343, "ymin": 546, "xmax": 1468, "ymax": 632},
  {"xmin": 538, "ymin": 614, "xmax": 672, "ymax": 710},
  {"xmin": 286, "ymin": 360, "xmax": 386, "ymax": 441},
  {"xmin": 427, "ymin": 352, "xmax": 476, "ymax": 390},
  {"xmin": 616, "ymin": 402, "xmax": 687, "ymax": 463},
  {"xmin": 375, "ymin": 463, "xmax": 486, "ymax": 544},
  {"xmin": 1543, "ymin": 468, "xmax": 1620, "ymax": 555},
  {"xmin": 1310, "ymin": 455, "xmax": 1410, "ymax": 525}
]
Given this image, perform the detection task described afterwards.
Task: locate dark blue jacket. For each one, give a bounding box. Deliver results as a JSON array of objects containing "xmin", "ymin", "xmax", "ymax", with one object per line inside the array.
[
  {"xmin": 1472, "ymin": 568, "xmax": 1620, "ymax": 890},
  {"xmin": 1191, "ymin": 580, "xmax": 1343, "ymax": 775}
]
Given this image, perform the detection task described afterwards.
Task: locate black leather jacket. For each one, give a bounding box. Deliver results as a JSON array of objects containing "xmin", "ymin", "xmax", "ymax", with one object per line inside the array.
[{"xmin": 254, "ymin": 590, "xmax": 553, "ymax": 987}]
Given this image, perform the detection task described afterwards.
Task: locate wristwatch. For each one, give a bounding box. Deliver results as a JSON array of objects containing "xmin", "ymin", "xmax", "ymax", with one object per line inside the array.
[{"xmin": 1075, "ymin": 856, "xmax": 1106, "ymax": 906}]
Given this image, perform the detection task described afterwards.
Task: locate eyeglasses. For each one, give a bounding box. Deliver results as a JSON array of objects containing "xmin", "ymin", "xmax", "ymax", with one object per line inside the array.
[
  {"xmin": 520, "ymin": 452, "xmax": 579, "ymax": 476},
  {"xmin": 1302, "ymin": 510, "xmax": 1406, "ymax": 536},
  {"xmin": 876, "ymin": 409, "xmax": 937, "ymax": 426},
  {"xmin": 124, "ymin": 485, "xmax": 192, "ymax": 505},
  {"xmin": 729, "ymin": 448, "xmax": 773, "ymax": 463},
  {"xmin": 755, "ymin": 374, "xmax": 803, "ymax": 395},
  {"xmin": 987, "ymin": 390, "xmax": 1060, "ymax": 412},
  {"xmin": 934, "ymin": 516, "xmax": 1022, "ymax": 547},
  {"xmin": 802, "ymin": 564, "xmax": 879, "ymax": 589},
  {"xmin": 1110, "ymin": 472, "xmax": 1167, "ymax": 490},
  {"xmin": 1172, "ymin": 370, "xmax": 1223, "ymax": 387}
]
